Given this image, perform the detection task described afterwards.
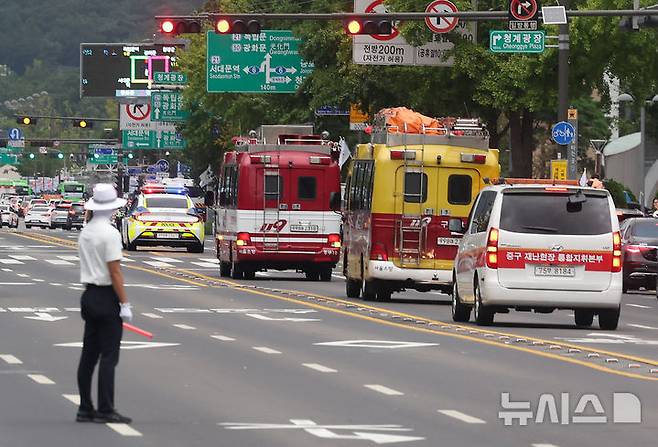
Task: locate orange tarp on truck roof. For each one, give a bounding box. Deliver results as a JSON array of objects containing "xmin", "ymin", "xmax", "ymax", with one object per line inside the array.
[{"xmin": 380, "ymin": 107, "xmax": 445, "ymax": 135}]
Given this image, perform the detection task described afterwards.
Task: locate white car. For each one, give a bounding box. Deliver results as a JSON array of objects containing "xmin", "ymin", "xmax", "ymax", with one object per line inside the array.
[
  {"xmin": 25, "ymin": 206, "xmax": 52, "ymax": 229},
  {"xmin": 0, "ymin": 205, "xmax": 19, "ymax": 228},
  {"xmin": 450, "ymin": 181, "xmax": 622, "ymax": 330}
]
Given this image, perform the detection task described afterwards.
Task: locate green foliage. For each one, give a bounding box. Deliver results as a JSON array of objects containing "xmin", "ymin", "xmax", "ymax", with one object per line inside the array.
[{"xmin": 604, "ymin": 178, "xmax": 636, "ymax": 207}]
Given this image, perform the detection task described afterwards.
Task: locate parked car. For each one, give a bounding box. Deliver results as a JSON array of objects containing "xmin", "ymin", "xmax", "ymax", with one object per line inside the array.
[
  {"xmin": 66, "ymin": 202, "xmax": 86, "ymax": 230},
  {"xmin": 620, "ymin": 217, "xmax": 658, "ymax": 292},
  {"xmin": 0, "ymin": 205, "xmax": 19, "ymax": 228},
  {"xmin": 24, "ymin": 206, "xmax": 52, "ymax": 229},
  {"xmin": 452, "ymin": 180, "xmax": 622, "ymax": 330},
  {"xmin": 49, "ymin": 204, "xmax": 72, "ymax": 229}
]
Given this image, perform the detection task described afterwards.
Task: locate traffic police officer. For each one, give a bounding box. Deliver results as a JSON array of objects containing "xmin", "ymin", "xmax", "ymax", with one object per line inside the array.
[{"xmin": 76, "ymin": 184, "xmax": 133, "ymax": 424}]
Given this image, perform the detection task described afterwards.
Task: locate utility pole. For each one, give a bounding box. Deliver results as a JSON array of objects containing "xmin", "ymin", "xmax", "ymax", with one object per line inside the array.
[{"xmin": 557, "ymin": 1, "xmax": 570, "ymax": 164}]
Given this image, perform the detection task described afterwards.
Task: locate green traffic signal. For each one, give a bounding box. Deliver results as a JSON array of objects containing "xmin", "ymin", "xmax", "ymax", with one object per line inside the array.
[
  {"xmin": 57, "ymin": 153, "xmax": 64, "ymax": 159},
  {"xmin": 28, "ymin": 153, "xmax": 35, "ymax": 159}
]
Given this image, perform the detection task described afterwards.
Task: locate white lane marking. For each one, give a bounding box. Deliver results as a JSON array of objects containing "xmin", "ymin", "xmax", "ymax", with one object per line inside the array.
[
  {"xmin": 33, "ymin": 278, "xmax": 45, "ymax": 282},
  {"xmin": 144, "ymin": 261, "xmax": 174, "ymax": 268},
  {"xmin": 364, "ymin": 384, "xmax": 404, "ymax": 396},
  {"xmin": 106, "ymin": 423, "xmax": 143, "ymax": 437},
  {"xmin": 0, "ymin": 259, "xmax": 23, "ymax": 264},
  {"xmin": 150, "ymin": 257, "xmax": 183, "ymax": 263},
  {"xmin": 16, "ymin": 273, "xmax": 29, "ymax": 278},
  {"xmin": 628, "ymin": 323, "xmax": 658, "ymax": 330},
  {"xmin": 191, "ymin": 262, "xmax": 220, "ymax": 268},
  {"xmin": 141, "ymin": 312, "xmax": 163, "ymax": 319},
  {"xmin": 211, "ymin": 335, "xmax": 236, "ymax": 341},
  {"xmin": 626, "ymin": 303, "xmax": 652, "ymax": 309},
  {"xmin": 69, "ymin": 286, "xmax": 84, "ymax": 291},
  {"xmin": 0, "ymin": 282, "xmax": 34, "ymax": 285},
  {"xmin": 8, "ymin": 255, "xmax": 36, "ymax": 261},
  {"xmin": 438, "ymin": 410, "xmax": 486, "ymax": 424},
  {"xmin": 0, "ymin": 354, "xmax": 22, "ymax": 364},
  {"xmin": 45, "ymin": 259, "xmax": 74, "ymax": 265},
  {"xmin": 57, "ymin": 255, "xmax": 79, "ymax": 261},
  {"xmin": 198, "ymin": 258, "xmax": 219, "ymax": 263},
  {"xmin": 172, "ymin": 324, "xmax": 196, "ymax": 330},
  {"xmin": 28, "ymin": 374, "xmax": 55, "ymax": 384},
  {"xmin": 302, "ymin": 363, "xmax": 337, "ymax": 373},
  {"xmin": 49, "ymin": 283, "xmax": 63, "ymax": 286},
  {"xmin": 121, "ymin": 258, "xmax": 135, "ymax": 263},
  {"xmin": 252, "ymin": 346, "xmax": 282, "ymax": 354},
  {"xmin": 1, "ymin": 268, "xmax": 12, "ymax": 272},
  {"xmin": 532, "ymin": 444, "xmax": 560, "ymax": 447},
  {"xmin": 62, "ymin": 394, "xmax": 81, "ymax": 405}
]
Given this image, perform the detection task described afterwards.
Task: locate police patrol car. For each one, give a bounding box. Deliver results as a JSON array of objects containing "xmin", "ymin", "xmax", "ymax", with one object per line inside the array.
[{"xmin": 121, "ymin": 184, "xmax": 205, "ymax": 253}]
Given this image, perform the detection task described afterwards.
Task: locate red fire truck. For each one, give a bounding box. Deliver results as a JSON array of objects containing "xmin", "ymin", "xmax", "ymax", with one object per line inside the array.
[{"xmin": 215, "ymin": 125, "xmax": 342, "ymax": 280}]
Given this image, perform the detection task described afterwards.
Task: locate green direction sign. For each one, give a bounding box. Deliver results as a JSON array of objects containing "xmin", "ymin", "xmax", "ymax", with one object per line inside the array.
[
  {"xmin": 151, "ymin": 91, "xmax": 189, "ymax": 122},
  {"xmin": 90, "ymin": 154, "xmax": 118, "ymax": 164},
  {"xmin": 1, "ymin": 146, "xmax": 22, "ymax": 153},
  {"xmin": 153, "ymin": 71, "xmax": 188, "ymax": 85},
  {"xmin": 0, "ymin": 153, "xmax": 18, "ymax": 164},
  {"xmin": 489, "ymin": 30, "xmax": 545, "ymax": 53},
  {"xmin": 122, "ymin": 130, "xmax": 186, "ymax": 150},
  {"xmin": 207, "ymin": 30, "xmax": 314, "ymax": 93}
]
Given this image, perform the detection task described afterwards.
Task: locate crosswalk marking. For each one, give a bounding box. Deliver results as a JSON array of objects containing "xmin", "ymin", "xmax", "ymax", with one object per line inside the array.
[
  {"xmin": 28, "ymin": 374, "xmax": 55, "ymax": 384},
  {"xmin": 0, "ymin": 354, "xmax": 22, "ymax": 364},
  {"xmin": 0, "ymin": 259, "xmax": 24, "ymax": 264},
  {"xmin": 364, "ymin": 384, "xmax": 404, "ymax": 396},
  {"xmin": 173, "ymin": 324, "xmax": 196, "ymax": 330},
  {"xmin": 144, "ymin": 261, "xmax": 174, "ymax": 268},
  {"xmin": 142, "ymin": 313, "xmax": 163, "ymax": 319},
  {"xmin": 106, "ymin": 423, "xmax": 142, "ymax": 437},
  {"xmin": 438, "ymin": 410, "xmax": 486, "ymax": 424},
  {"xmin": 252, "ymin": 346, "xmax": 281, "ymax": 354},
  {"xmin": 46, "ymin": 259, "xmax": 74, "ymax": 265},
  {"xmin": 57, "ymin": 255, "xmax": 80, "ymax": 261},
  {"xmin": 191, "ymin": 262, "xmax": 219, "ymax": 268},
  {"xmin": 8, "ymin": 255, "xmax": 36, "ymax": 261},
  {"xmin": 198, "ymin": 258, "xmax": 219, "ymax": 264},
  {"xmin": 62, "ymin": 394, "xmax": 81, "ymax": 405},
  {"xmin": 211, "ymin": 335, "xmax": 235, "ymax": 341},
  {"xmin": 150, "ymin": 257, "xmax": 183, "ymax": 263},
  {"xmin": 302, "ymin": 363, "xmax": 337, "ymax": 373}
]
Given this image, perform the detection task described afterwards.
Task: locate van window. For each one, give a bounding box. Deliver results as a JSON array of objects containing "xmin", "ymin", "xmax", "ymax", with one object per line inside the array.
[
  {"xmin": 448, "ymin": 175, "xmax": 472, "ymax": 205},
  {"xmin": 404, "ymin": 172, "xmax": 427, "ymax": 203},
  {"xmin": 500, "ymin": 192, "xmax": 612, "ymax": 235},
  {"xmin": 264, "ymin": 175, "xmax": 283, "ymax": 200},
  {"xmin": 470, "ymin": 191, "xmax": 497, "ymax": 233},
  {"xmin": 298, "ymin": 176, "xmax": 316, "ymax": 200}
]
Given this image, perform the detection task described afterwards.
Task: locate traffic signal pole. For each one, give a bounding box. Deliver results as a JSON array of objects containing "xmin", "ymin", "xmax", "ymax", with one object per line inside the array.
[{"xmin": 558, "ymin": 1, "xmax": 571, "ymax": 176}]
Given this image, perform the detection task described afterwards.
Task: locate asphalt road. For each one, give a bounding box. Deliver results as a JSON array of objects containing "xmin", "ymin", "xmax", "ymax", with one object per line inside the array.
[{"xmin": 1, "ymin": 225, "xmax": 657, "ymax": 447}]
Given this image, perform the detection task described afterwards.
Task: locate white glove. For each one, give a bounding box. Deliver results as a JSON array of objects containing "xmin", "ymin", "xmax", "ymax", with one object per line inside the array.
[{"xmin": 119, "ymin": 303, "xmax": 133, "ymax": 322}]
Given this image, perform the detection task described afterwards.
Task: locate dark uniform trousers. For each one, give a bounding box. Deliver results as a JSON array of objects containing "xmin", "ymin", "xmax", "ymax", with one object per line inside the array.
[{"xmin": 77, "ymin": 285, "xmax": 123, "ymax": 414}]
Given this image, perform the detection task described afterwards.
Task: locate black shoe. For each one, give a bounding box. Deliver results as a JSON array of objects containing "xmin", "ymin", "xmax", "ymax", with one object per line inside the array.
[
  {"xmin": 94, "ymin": 411, "xmax": 132, "ymax": 424},
  {"xmin": 76, "ymin": 410, "xmax": 97, "ymax": 422}
]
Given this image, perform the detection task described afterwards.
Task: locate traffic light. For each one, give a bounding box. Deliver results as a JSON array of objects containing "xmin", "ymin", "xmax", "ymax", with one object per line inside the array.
[
  {"xmin": 159, "ymin": 18, "xmax": 202, "ymax": 35},
  {"xmin": 126, "ymin": 153, "xmax": 134, "ymax": 159},
  {"xmin": 57, "ymin": 152, "xmax": 64, "ymax": 159},
  {"xmin": 17, "ymin": 116, "xmax": 36, "ymax": 125},
  {"xmin": 214, "ymin": 18, "xmax": 261, "ymax": 34},
  {"xmin": 344, "ymin": 18, "xmax": 393, "ymax": 35},
  {"xmin": 73, "ymin": 119, "xmax": 93, "ymax": 129}
]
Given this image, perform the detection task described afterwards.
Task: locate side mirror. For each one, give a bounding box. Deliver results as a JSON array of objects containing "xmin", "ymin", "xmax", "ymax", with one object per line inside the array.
[
  {"xmin": 218, "ymin": 191, "xmax": 227, "ymax": 207},
  {"xmin": 329, "ymin": 192, "xmax": 341, "ymax": 211},
  {"xmin": 204, "ymin": 190, "xmax": 215, "ymax": 207},
  {"xmin": 448, "ymin": 218, "xmax": 465, "ymax": 234}
]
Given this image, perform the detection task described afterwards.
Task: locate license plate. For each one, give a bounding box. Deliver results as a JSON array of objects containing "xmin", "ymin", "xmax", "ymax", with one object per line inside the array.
[
  {"xmin": 290, "ymin": 224, "xmax": 319, "ymax": 233},
  {"xmin": 437, "ymin": 237, "xmax": 460, "ymax": 246},
  {"xmin": 534, "ymin": 266, "xmax": 575, "ymax": 277},
  {"xmin": 156, "ymin": 233, "xmax": 179, "ymax": 239}
]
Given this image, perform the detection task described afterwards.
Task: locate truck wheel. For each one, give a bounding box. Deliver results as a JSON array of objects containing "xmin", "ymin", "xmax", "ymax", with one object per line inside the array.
[
  {"xmin": 346, "ymin": 277, "xmax": 361, "ymax": 298},
  {"xmin": 598, "ymin": 307, "xmax": 620, "ymax": 330},
  {"xmin": 376, "ymin": 284, "xmax": 392, "ymax": 302},
  {"xmin": 305, "ymin": 271, "xmax": 319, "ymax": 281},
  {"xmin": 574, "ymin": 309, "xmax": 594, "ymax": 327},
  {"xmin": 451, "ymin": 280, "xmax": 471, "ymax": 322},
  {"xmin": 231, "ymin": 261, "xmax": 243, "ymax": 280},
  {"xmin": 243, "ymin": 270, "xmax": 256, "ymax": 280},
  {"xmin": 220, "ymin": 262, "xmax": 231, "ymax": 277},
  {"xmin": 319, "ymin": 267, "xmax": 332, "ymax": 282},
  {"xmin": 362, "ymin": 278, "xmax": 377, "ymax": 301},
  {"xmin": 187, "ymin": 243, "xmax": 204, "ymax": 253},
  {"xmin": 127, "ymin": 241, "xmax": 137, "ymax": 251}
]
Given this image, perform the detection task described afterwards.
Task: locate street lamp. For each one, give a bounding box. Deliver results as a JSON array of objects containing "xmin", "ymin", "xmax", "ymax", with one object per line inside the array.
[{"xmin": 618, "ymin": 92, "xmax": 658, "ymax": 212}]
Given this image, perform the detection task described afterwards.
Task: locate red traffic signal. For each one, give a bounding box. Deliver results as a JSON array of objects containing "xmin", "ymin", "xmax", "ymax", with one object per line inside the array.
[
  {"xmin": 159, "ymin": 19, "xmax": 202, "ymax": 35},
  {"xmin": 344, "ymin": 19, "xmax": 392, "ymax": 35},
  {"xmin": 214, "ymin": 18, "xmax": 261, "ymax": 34}
]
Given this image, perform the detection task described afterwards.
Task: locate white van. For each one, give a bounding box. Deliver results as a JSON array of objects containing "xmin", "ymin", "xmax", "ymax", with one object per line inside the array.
[{"xmin": 450, "ymin": 180, "xmax": 622, "ymax": 330}]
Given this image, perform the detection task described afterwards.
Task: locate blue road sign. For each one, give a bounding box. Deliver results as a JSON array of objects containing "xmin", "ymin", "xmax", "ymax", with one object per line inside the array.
[
  {"xmin": 146, "ymin": 165, "xmax": 157, "ymax": 174},
  {"xmin": 552, "ymin": 121, "xmax": 575, "ymax": 145},
  {"xmin": 156, "ymin": 159, "xmax": 169, "ymax": 173},
  {"xmin": 8, "ymin": 128, "xmax": 23, "ymax": 140},
  {"xmin": 94, "ymin": 148, "xmax": 114, "ymax": 155},
  {"xmin": 127, "ymin": 167, "xmax": 144, "ymax": 175}
]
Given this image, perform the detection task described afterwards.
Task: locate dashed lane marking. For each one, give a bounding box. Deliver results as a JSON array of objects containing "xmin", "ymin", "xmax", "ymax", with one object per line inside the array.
[
  {"xmin": 532, "ymin": 444, "xmax": 560, "ymax": 447},
  {"xmin": 62, "ymin": 394, "xmax": 81, "ymax": 405},
  {"xmin": 150, "ymin": 257, "xmax": 183, "ymax": 263},
  {"xmin": 0, "ymin": 282, "xmax": 34, "ymax": 285},
  {"xmin": 144, "ymin": 261, "xmax": 175, "ymax": 268},
  {"xmin": 364, "ymin": 385, "xmax": 404, "ymax": 396},
  {"xmin": 56, "ymin": 255, "xmax": 79, "ymax": 261},
  {"xmin": 302, "ymin": 363, "xmax": 337, "ymax": 373},
  {"xmin": 16, "ymin": 273, "xmax": 29, "ymax": 278},
  {"xmin": 438, "ymin": 410, "xmax": 486, "ymax": 424},
  {"xmin": 1, "ymin": 268, "xmax": 12, "ymax": 272},
  {"xmin": 0, "ymin": 355, "xmax": 22, "ymax": 364},
  {"xmin": 49, "ymin": 283, "xmax": 62, "ymax": 286},
  {"xmin": 172, "ymin": 324, "xmax": 196, "ymax": 330},
  {"xmin": 142, "ymin": 313, "xmax": 163, "ymax": 319},
  {"xmin": 211, "ymin": 335, "xmax": 236, "ymax": 341},
  {"xmin": 69, "ymin": 287, "xmax": 84, "ymax": 291},
  {"xmin": 106, "ymin": 423, "xmax": 143, "ymax": 437},
  {"xmin": 28, "ymin": 374, "xmax": 55, "ymax": 384},
  {"xmin": 252, "ymin": 346, "xmax": 282, "ymax": 354},
  {"xmin": 8, "ymin": 255, "xmax": 36, "ymax": 261},
  {"xmin": 33, "ymin": 278, "xmax": 44, "ymax": 282},
  {"xmin": 628, "ymin": 324, "xmax": 658, "ymax": 330},
  {"xmin": 191, "ymin": 262, "xmax": 221, "ymax": 268},
  {"xmin": 0, "ymin": 259, "xmax": 23, "ymax": 264},
  {"xmin": 45, "ymin": 259, "xmax": 74, "ymax": 266},
  {"xmin": 626, "ymin": 303, "xmax": 652, "ymax": 309}
]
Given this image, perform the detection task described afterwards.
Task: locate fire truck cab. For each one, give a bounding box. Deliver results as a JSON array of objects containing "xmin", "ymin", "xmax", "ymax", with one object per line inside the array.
[{"xmin": 215, "ymin": 125, "xmax": 342, "ymax": 280}]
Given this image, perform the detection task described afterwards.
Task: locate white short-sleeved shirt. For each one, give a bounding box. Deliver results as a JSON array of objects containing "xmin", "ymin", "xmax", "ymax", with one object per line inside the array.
[{"xmin": 78, "ymin": 218, "xmax": 123, "ymax": 286}]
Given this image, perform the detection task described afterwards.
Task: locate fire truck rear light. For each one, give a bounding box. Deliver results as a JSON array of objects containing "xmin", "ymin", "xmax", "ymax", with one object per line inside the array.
[
  {"xmin": 370, "ymin": 242, "xmax": 388, "ymax": 261},
  {"xmin": 309, "ymin": 156, "xmax": 331, "ymax": 165},
  {"xmin": 390, "ymin": 150, "xmax": 416, "ymax": 160},
  {"xmin": 461, "ymin": 153, "xmax": 486, "ymax": 164},
  {"xmin": 236, "ymin": 232, "xmax": 251, "ymax": 246},
  {"xmin": 327, "ymin": 233, "xmax": 341, "ymax": 248}
]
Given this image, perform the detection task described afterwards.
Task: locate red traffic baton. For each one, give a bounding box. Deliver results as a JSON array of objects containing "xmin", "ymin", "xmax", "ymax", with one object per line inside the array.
[{"xmin": 122, "ymin": 322, "xmax": 153, "ymax": 339}]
